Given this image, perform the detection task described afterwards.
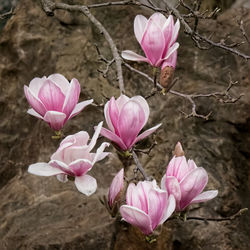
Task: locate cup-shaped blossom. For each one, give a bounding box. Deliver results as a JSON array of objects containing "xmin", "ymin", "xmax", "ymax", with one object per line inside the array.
[
  {"xmin": 24, "ymin": 73, "xmax": 93, "ymax": 131},
  {"xmin": 108, "ymin": 168, "xmax": 124, "ymax": 208},
  {"xmin": 28, "ymin": 122, "xmax": 109, "ymax": 196},
  {"xmin": 100, "ymin": 95, "xmax": 161, "ymax": 151},
  {"xmin": 161, "ymin": 150, "xmax": 218, "ymax": 211},
  {"xmin": 122, "ymin": 13, "xmax": 180, "ymax": 69},
  {"xmin": 120, "ymin": 180, "xmax": 176, "ymax": 235}
]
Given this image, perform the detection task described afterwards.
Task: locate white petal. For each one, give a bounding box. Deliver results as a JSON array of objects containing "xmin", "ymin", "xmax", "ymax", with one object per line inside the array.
[
  {"xmin": 121, "ymin": 50, "xmax": 148, "ymax": 62},
  {"xmin": 74, "ymin": 175, "xmax": 97, "ymax": 196},
  {"xmin": 134, "ymin": 14, "xmax": 148, "ymax": 43},
  {"xmin": 27, "ymin": 108, "xmax": 43, "ymax": 119},
  {"xmin": 28, "ymin": 162, "xmax": 64, "ymax": 176}
]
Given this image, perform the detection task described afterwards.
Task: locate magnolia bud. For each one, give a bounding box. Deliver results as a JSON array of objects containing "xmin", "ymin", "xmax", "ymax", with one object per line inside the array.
[
  {"xmin": 174, "ymin": 142, "xmax": 185, "ymax": 157},
  {"xmin": 108, "ymin": 168, "xmax": 124, "ymax": 216},
  {"xmin": 160, "ymin": 66, "xmax": 175, "ymax": 89}
]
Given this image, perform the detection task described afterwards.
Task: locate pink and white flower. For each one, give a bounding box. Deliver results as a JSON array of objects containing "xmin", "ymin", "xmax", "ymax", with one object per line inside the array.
[
  {"xmin": 161, "ymin": 146, "xmax": 218, "ymax": 211},
  {"xmin": 100, "ymin": 95, "xmax": 161, "ymax": 151},
  {"xmin": 28, "ymin": 122, "xmax": 109, "ymax": 196},
  {"xmin": 24, "ymin": 73, "xmax": 93, "ymax": 131},
  {"xmin": 122, "ymin": 13, "xmax": 180, "ymax": 69},
  {"xmin": 120, "ymin": 180, "xmax": 176, "ymax": 235},
  {"xmin": 108, "ymin": 168, "xmax": 124, "ymax": 208}
]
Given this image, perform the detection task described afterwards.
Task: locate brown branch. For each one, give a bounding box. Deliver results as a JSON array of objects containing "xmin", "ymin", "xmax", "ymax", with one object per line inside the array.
[
  {"xmin": 123, "ymin": 63, "xmax": 242, "ymax": 119},
  {"xmin": 94, "ymin": 44, "xmax": 115, "ymax": 78},
  {"xmin": 0, "ymin": 8, "xmax": 13, "ymax": 20},
  {"xmin": 40, "ymin": 0, "xmax": 125, "ymax": 93},
  {"xmin": 132, "ymin": 150, "xmax": 150, "ymax": 181},
  {"xmin": 186, "ymin": 208, "xmax": 248, "ymax": 222},
  {"xmin": 239, "ymin": 19, "xmax": 250, "ymax": 44}
]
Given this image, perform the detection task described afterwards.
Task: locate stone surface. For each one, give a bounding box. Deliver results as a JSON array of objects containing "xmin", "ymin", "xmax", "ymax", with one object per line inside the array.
[{"xmin": 0, "ymin": 0, "xmax": 250, "ymax": 249}]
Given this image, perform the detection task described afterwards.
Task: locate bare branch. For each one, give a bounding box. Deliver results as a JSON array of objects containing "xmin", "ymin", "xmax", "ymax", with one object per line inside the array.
[
  {"xmin": 186, "ymin": 208, "xmax": 248, "ymax": 222},
  {"xmin": 0, "ymin": 8, "xmax": 13, "ymax": 20},
  {"xmin": 123, "ymin": 62, "xmax": 242, "ymax": 119},
  {"xmin": 132, "ymin": 150, "xmax": 150, "ymax": 181},
  {"xmin": 40, "ymin": 0, "xmax": 125, "ymax": 93},
  {"xmin": 239, "ymin": 19, "xmax": 250, "ymax": 44},
  {"xmin": 94, "ymin": 44, "xmax": 115, "ymax": 78}
]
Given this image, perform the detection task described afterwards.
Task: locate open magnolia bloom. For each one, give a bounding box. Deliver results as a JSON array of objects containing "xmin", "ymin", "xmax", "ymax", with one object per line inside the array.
[
  {"xmin": 24, "ymin": 73, "xmax": 93, "ymax": 131},
  {"xmin": 28, "ymin": 122, "xmax": 110, "ymax": 196},
  {"xmin": 122, "ymin": 13, "xmax": 180, "ymax": 69},
  {"xmin": 161, "ymin": 146, "xmax": 218, "ymax": 211},
  {"xmin": 120, "ymin": 180, "xmax": 176, "ymax": 235},
  {"xmin": 100, "ymin": 95, "xmax": 161, "ymax": 151}
]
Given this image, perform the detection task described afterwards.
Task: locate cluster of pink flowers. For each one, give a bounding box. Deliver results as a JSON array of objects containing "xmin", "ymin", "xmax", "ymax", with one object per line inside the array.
[{"xmin": 25, "ymin": 12, "xmax": 218, "ymax": 237}]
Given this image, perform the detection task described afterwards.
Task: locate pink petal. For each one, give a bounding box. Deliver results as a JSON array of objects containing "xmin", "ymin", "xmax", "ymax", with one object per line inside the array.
[
  {"xmin": 104, "ymin": 100, "xmax": 115, "ymax": 132},
  {"xmin": 118, "ymin": 100, "xmax": 145, "ymax": 149},
  {"xmin": 121, "ymin": 50, "xmax": 149, "ymax": 62},
  {"xmin": 120, "ymin": 205, "xmax": 153, "ymax": 235},
  {"xmin": 92, "ymin": 142, "xmax": 110, "ymax": 165},
  {"xmin": 24, "ymin": 86, "xmax": 47, "ymax": 116},
  {"xmin": 109, "ymin": 97, "xmax": 120, "ymax": 135},
  {"xmin": 164, "ymin": 176, "xmax": 181, "ymax": 210},
  {"xmin": 150, "ymin": 12, "xmax": 167, "ymax": 27},
  {"xmin": 162, "ymin": 15, "xmax": 174, "ymax": 49},
  {"xmin": 69, "ymin": 99, "xmax": 93, "ymax": 119},
  {"xmin": 161, "ymin": 50, "xmax": 177, "ymax": 69},
  {"xmin": 148, "ymin": 186, "xmax": 168, "ymax": 230},
  {"xmin": 48, "ymin": 73, "xmax": 70, "ymax": 95},
  {"xmin": 108, "ymin": 168, "xmax": 124, "ymax": 207},
  {"xmin": 43, "ymin": 111, "xmax": 66, "ymax": 131},
  {"xmin": 141, "ymin": 19, "xmax": 165, "ymax": 66},
  {"xmin": 27, "ymin": 108, "xmax": 43, "ymax": 119},
  {"xmin": 134, "ymin": 123, "xmax": 161, "ymax": 144},
  {"xmin": 49, "ymin": 160, "xmax": 73, "ymax": 176},
  {"xmin": 99, "ymin": 127, "xmax": 127, "ymax": 150},
  {"xmin": 164, "ymin": 42, "xmax": 179, "ymax": 60},
  {"xmin": 159, "ymin": 194, "xmax": 176, "ymax": 224},
  {"xmin": 62, "ymin": 78, "xmax": 80, "ymax": 118},
  {"xmin": 134, "ymin": 14, "xmax": 148, "ymax": 43},
  {"xmin": 29, "ymin": 77, "xmax": 46, "ymax": 97},
  {"xmin": 130, "ymin": 96, "xmax": 150, "ymax": 127},
  {"xmin": 74, "ymin": 174, "xmax": 97, "ymax": 196},
  {"xmin": 69, "ymin": 159, "xmax": 92, "ymax": 176},
  {"xmin": 132, "ymin": 181, "xmax": 152, "ymax": 213},
  {"xmin": 170, "ymin": 19, "xmax": 180, "ymax": 46},
  {"xmin": 191, "ymin": 190, "xmax": 218, "ymax": 204},
  {"xmin": 126, "ymin": 182, "xmax": 136, "ymax": 206},
  {"xmin": 38, "ymin": 79, "xmax": 65, "ymax": 112},
  {"xmin": 59, "ymin": 131, "xmax": 89, "ymax": 149},
  {"xmin": 116, "ymin": 95, "xmax": 130, "ymax": 111},
  {"xmin": 28, "ymin": 162, "xmax": 64, "ymax": 176},
  {"xmin": 88, "ymin": 121, "xmax": 103, "ymax": 152},
  {"xmin": 179, "ymin": 167, "xmax": 208, "ymax": 210},
  {"xmin": 166, "ymin": 156, "xmax": 190, "ymax": 182}
]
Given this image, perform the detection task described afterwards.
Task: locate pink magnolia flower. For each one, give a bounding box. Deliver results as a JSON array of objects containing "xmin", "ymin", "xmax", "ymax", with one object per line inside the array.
[
  {"xmin": 108, "ymin": 168, "xmax": 124, "ymax": 208},
  {"xmin": 28, "ymin": 122, "xmax": 109, "ymax": 196},
  {"xmin": 161, "ymin": 151, "xmax": 218, "ymax": 211},
  {"xmin": 24, "ymin": 73, "xmax": 93, "ymax": 131},
  {"xmin": 122, "ymin": 13, "xmax": 180, "ymax": 69},
  {"xmin": 100, "ymin": 95, "xmax": 161, "ymax": 151},
  {"xmin": 120, "ymin": 180, "xmax": 176, "ymax": 235}
]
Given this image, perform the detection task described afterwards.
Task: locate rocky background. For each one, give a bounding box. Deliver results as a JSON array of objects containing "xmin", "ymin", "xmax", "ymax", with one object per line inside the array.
[{"xmin": 0, "ymin": 0, "xmax": 249, "ymax": 249}]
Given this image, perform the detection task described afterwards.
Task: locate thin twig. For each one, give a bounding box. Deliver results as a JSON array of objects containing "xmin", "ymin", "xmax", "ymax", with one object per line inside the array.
[
  {"xmin": 132, "ymin": 150, "xmax": 150, "ymax": 181},
  {"xmin": 0, "ymin": 8, "xmax": 13, "ymax": 20},
  {"xmin": 123, "ymin": 63, "xmax": 242, "ymax": 119},
  {"xmin": 186, "ymin": 208, "xmax": 248, "ymax": 222},
  {"xmin": 239, "ymin": 20, "xmax": 250, "ymax": 44},
  {"xmin": 40, "ymin": 0, "xmax": 125, "ymax": 93}
]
